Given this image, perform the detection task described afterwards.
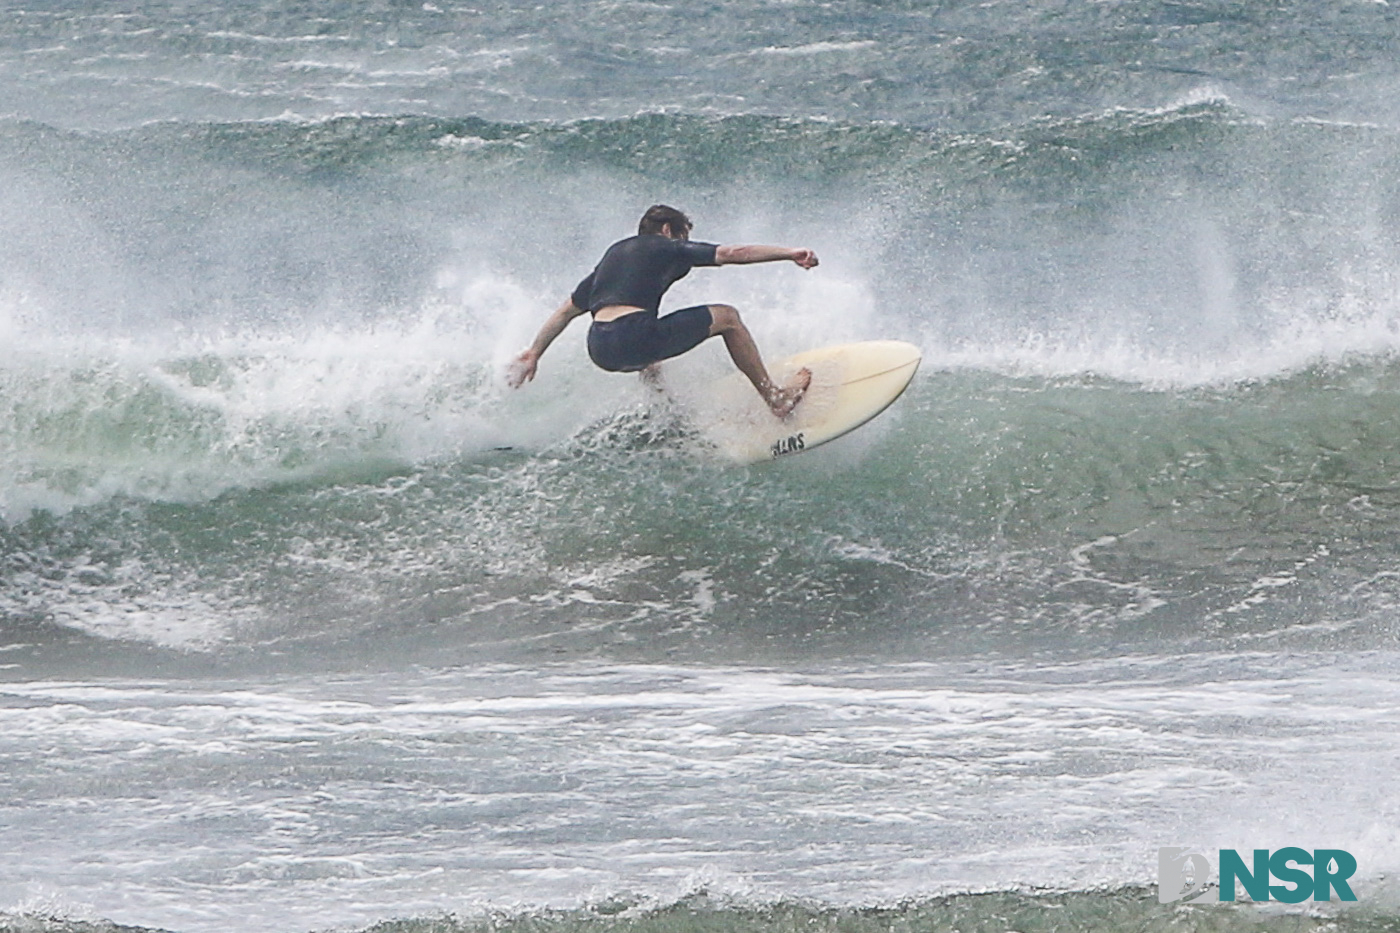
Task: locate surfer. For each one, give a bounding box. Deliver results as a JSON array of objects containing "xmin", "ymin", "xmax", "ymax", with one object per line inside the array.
[{"xmin": 507, "ymin": 205, "xmax": 818, "ymax": 418}]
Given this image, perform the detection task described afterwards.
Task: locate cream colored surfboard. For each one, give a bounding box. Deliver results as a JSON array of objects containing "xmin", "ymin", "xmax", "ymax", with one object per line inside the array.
[{"xmin": 698, "ymin": 340, "xmax": 921, "ymax": 464}]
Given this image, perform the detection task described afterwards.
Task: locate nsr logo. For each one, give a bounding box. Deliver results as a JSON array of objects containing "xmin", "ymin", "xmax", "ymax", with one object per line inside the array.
[{"xmin": 1159, "ymin": 847, "xmax": 1358, "ymax": 904}]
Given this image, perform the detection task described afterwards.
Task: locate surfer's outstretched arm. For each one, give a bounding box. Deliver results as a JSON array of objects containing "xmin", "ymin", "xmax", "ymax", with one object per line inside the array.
[
  {"xmin": 715, "ymin": 245, "xmax": 819, "ymax": 269},
  {"xmin": 508, "ymin": 298, "xmax": 587, "ymax": 388}
]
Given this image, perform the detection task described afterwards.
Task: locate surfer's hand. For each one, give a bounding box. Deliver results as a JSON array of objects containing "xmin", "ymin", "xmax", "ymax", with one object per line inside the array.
[
  {"xmin": 507, "ymin": 350, "xmax": 538, "ymax": 388},
  {"xmin": 791, "ymin": 249, "xmax": 819, "ymax": 269}
]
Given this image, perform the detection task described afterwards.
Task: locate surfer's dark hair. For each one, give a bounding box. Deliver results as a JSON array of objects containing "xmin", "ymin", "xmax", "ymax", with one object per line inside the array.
[{"xmin": 638, "ymin": 204, "xmax": 693, "ymax": 237}]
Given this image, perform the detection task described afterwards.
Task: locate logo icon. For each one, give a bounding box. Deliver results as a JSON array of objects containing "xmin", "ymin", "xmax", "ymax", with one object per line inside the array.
[{"xmin": 1158, "ymin": 847, "xmax": 1216, "ymax": 904}]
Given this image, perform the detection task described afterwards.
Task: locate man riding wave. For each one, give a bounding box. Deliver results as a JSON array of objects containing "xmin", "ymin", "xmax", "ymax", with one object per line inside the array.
[{"xmin": 508, "ymin": 205, "xmax": 816, "ymax": 418}]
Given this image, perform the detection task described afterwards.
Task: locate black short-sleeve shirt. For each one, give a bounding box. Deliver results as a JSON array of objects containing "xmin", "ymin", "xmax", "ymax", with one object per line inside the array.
[{"xmin": 571, "ymin": 235, "xmax": 719, "ymax": 315}]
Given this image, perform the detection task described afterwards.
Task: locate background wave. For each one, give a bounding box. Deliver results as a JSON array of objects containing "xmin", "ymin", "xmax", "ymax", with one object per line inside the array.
[
  {"xmin": 4, "ymin": 102, "xmax": 1400, "ymax": 668},
  {"xmin": 4, "ymin": 103, "xmax": 1398, "ymax": 363},
  {"xmin": 4, "ymin": 0, "xmax": 1399, "ymax": 131}
]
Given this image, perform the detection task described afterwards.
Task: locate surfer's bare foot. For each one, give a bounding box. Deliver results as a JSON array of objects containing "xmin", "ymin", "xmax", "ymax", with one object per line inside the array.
[{"xmin": 767, "ymin": 367, "xmax": 811, "ymax": 419}]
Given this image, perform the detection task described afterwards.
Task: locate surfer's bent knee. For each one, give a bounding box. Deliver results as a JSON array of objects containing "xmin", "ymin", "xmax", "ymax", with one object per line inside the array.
[{"xmin": 707, "ymin": 303, "xmax": 740, "ymax": 334}]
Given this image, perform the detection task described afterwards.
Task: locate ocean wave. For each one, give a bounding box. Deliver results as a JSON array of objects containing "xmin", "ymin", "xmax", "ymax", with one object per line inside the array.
[
  {"xmin": 1, "ymin": 885, "xmax": 1395, "ymax": 933},
  {"xmin": 0, "ymin": 313, "xmax": 514, "ymax": 519},
  {"xmin": 7, "ymin": 357, "xmax": 1400, "ymax": 660},
  {"xmin": 5, "ymin": 100, "xmax": 1400, "ymax": 663}
]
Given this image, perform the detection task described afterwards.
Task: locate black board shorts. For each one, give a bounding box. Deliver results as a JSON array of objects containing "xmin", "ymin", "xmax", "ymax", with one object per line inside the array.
[{"xmin": 586, "ymin": 305, "xmax": 714, "ymax": 373}]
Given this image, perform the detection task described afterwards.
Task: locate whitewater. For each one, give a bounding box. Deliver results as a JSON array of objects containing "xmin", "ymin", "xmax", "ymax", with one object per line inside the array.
[{"xmin": 3, "ymin": 3, "xmax": 1400, "ymax": 932}]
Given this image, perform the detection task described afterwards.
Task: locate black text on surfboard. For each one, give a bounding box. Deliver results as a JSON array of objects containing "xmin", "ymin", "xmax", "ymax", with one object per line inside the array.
[{"xmin": 770, "ymin": 433, "xmax": 806, "ymax": 458}]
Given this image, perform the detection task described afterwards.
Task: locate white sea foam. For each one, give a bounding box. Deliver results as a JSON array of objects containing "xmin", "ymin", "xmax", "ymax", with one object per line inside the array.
[
  {"xmin": 916, "ymin": 293, "xmax": 1400, "ymax": 389},
  {"xmin": 756, "ymin": 41, "xmax": 880, "ymax": 57},
  {"xmin": 0, "ymin": 269, "xmax": 613, "ymax": 519},
  {"xmin": 0, "ymin": 655, "xmax": 1395, "ymax": 932}
]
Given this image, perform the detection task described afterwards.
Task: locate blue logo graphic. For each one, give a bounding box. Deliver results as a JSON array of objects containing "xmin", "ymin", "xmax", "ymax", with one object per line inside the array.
[{"xmin": 1158, "ymin": 848, "xmax": 1358, "ymax": 904}]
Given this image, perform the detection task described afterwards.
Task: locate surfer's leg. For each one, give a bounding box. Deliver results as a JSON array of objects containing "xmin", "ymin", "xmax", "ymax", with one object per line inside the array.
[
  {"xmin": 707, "ymin": 304, "xmax": 810, "ymax": 418},
  {"xmin": 638, "ymin": 363, "xmax": 669, "ymax": 397}
]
